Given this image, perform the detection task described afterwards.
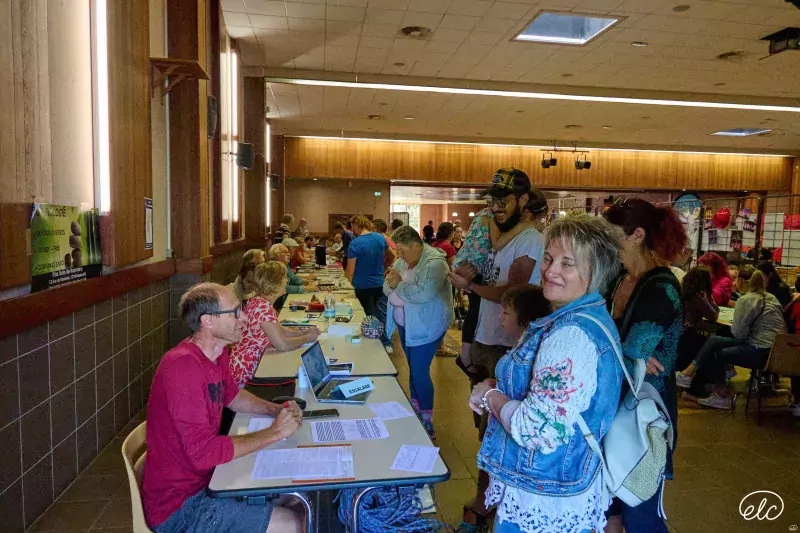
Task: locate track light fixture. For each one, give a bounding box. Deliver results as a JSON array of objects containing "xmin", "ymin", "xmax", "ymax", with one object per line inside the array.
[
  {"xmin": 540, "ymin": 151, "xmax": 558, "ymax": 169},
  {"xmin": 575, "ymin": 153, "xmax": 592, "ymax": 170}
]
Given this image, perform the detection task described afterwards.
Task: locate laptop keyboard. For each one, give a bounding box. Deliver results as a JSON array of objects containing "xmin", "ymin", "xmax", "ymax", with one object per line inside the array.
[{"xmin": 320, "ymin": 379, "xmax": 347, "ymax": 398}]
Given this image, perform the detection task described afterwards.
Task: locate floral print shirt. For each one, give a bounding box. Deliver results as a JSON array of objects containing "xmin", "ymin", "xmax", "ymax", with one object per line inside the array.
[
  {"xmin": 229, "ymin": 296, "xmax": 278, "ymax": 387},
  {"xmin": 452, "ymin": 208, "xmax": 492, "ymax": 273}
]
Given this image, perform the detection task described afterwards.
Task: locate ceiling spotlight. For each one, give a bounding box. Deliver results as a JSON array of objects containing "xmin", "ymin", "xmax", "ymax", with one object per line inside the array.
[
  {"xmin": 541, "ymin": 151, "xmax": 557, "ymax": 168},
  {"xmin": 468, "ymin": 212, "xmax": 475, "ymax": 217},
  {"xmin": 672, "ymin": 4, "xmax": 691, "ymax": 12},
  {"xmin": 404, "ymin": 115, "xmax": 414, "ymax": 120},
  {"xmin": 452, "ymin": 212, "xmax": 458, "ymax": 217},
  {"xmin": 541, "ymin": 157, "xmax": 551, "ymax": 169},
  {"xmin": 631, "ymin": 41, "xmax": 648, "ymax": 47},
  {"xmin": 575, "ymin": 154, "xmax": 592, "ymax": 170}
]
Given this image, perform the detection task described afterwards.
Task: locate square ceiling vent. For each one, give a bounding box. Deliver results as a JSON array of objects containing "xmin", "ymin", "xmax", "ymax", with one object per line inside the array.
[{"xmin": 513, "ymin": 11, "xmax": 622, "ymax": 45}]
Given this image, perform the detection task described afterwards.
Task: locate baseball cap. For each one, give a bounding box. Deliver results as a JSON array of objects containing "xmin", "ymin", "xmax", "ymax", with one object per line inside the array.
[
  {"xmin": 282, "ymin": 238, "xmax": 300, "ymax": 248},
  {"xmin": 484, "ymin": 167, "xmax": 531, "ymax": 198}
]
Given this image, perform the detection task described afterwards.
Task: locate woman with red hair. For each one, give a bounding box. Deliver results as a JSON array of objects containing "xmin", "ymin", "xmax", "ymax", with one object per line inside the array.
[
  {"xmin": 603, "ymin": 198, "xmax": 687, "ymax": 533},
  {"xmin": 696, "ymin": 252, "xmax": 732, "ymax": 306}
]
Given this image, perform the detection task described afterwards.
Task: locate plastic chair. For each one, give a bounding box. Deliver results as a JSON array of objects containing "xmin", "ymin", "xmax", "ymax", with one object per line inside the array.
[
  {"xmin": 121, "ymin": 422, "xmax": 153, "ymax": 533},
  {"xmin": 746, "ymin": 334, "xmax": 800, "ymax": 424}
]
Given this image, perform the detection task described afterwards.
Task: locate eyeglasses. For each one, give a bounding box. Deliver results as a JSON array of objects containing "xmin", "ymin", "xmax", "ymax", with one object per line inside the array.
[
  {"xmin": 206, "ymin": 305, "xmax": 242, "ymax": 319},
  {"xmin": 485, "ymin": 197, "xmax": 507, "ymax": 209}
]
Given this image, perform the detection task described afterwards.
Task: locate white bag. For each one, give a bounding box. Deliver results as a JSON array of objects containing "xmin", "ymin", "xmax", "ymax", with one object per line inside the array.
[{"xmin": 575, "ymin": 312, "xmax": 674, "ymax": 516}]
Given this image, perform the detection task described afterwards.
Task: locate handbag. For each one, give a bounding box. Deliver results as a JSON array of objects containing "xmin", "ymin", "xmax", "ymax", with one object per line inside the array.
[{"xmin": 576, "ymin": 312, "xmax": 674, "ymax": 516}]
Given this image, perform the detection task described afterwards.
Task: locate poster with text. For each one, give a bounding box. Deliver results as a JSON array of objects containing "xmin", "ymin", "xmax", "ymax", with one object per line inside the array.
[{"xmin": 30, "ymin": 204, "xmax": 102, "ymax": 292}]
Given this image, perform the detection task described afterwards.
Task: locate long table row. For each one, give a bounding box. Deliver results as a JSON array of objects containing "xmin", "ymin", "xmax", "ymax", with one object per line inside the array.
[{"xmin": 209, "ymin": 268, "xmax": 451, "ymax": 533}]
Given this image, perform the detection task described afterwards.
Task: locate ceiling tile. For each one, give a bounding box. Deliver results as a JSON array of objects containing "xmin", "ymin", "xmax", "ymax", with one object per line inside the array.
[
  {"xmin": 429, "ymin": 28, "xmax": 469, "ymax": 42},
  {"xmin": 223, "ymin": 0, "xmax": 248, "ymax": 13},
  {"xmin": 446, "ymin": 0, "xmax": 493, "ymax": 17},
  {"xmin": 438, "ymin": 14, "xmax": 481, "ymax": 30},
  {"xmin": 226, "ymin": 26, "xmax": 257, "ymax": 39},
  {"xmin": 488, "ymin": 2, "xmax": 533, "ymax": 19},
  {"xmin": 288, "ymin": 17, "xmax": 327, "ymax": 30},
  {"xmin": 359, "ymin": 36, "xmax": 394, "ymax": 48},
  {"xmin": 327, "ymin": 5, "xmax": 367, "ymax": 21},
  {"xmin": 249, "ymin": 14, "xmax": 290, "ymax": 29},
  {"xmin": 399, "ymin": 11, "xmax": 444, "ymax": 30},
  {"xmin": 286, "ymin": 2, "xmax": 327, "ymax": 18},
  {"xmin": 246, "ymin": 0, "xmax": 286, "ymax": 15},
  {"xmin": 361, "ymin": 22, "xmax": 398, "ymax": 37},
  {"xmin": 474, "ymin": 16, "xmax": 519, "ymax": 34},
  {"xmin": 365, "ymin": 8, "xmax": 405, "ymax": 24},
  {"xmin": 354, "ymin": 58, "xmax": 386, "ymax": 72},
  {"xmin": 465, "ymin": 31, "xmax": 504, "ymax": 46},
  {"xmin": 329, "ymin": 0, "xmax": 368, "ymax": 5},
  {"xmin": 408, "ymin": 0, "xmax": 454, "ymax": 14},
  {"xmin": 328, "ymin": 20, "xmax": 364, "ymax": 33},
  {"xmin": 366, "ymin": 0, "xmax": 410, "ymax": 7},
  {"xmin": 424, "ymin": 39, "xmax": 462, "ymax": 53},
  {"xmin": 357, "ymin": 46, "xmax": 390, "ymax": 61},
  {"xmin": 614, "ymin": 0, "xmax": 662, "ymax": 14},
  {"xmin": 223, "ymin": 11, "xmax": 252, "ymax": 26}
]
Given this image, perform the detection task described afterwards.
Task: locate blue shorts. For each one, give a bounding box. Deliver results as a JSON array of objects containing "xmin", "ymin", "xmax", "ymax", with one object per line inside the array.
[{"xmin": 154, "ymin": 490, "xmax": 273, "ymax": 533}]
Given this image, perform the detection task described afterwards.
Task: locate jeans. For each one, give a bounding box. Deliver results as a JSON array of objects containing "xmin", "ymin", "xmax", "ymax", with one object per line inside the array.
[
  {"xmin": 690, "ymin": 335, "xmax": 770, "ymax": 395},
  {"xmin": 617, "ymin": 491, "xmax": 669, "ymax": 533},
  {"xmin": 355, "ymin": 286, "xmax": 390, "ymax": 346},
  {"xmin": 397, "ymin": 326, "xmax": 444, "ymax": 411},
  {"xmin": 153, "ymin": 489, "xmax": 272, "ymax": 533}
]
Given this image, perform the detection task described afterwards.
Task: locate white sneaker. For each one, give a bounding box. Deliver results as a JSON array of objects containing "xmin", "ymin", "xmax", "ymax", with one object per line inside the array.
[
  {"xmin": 385, "ymin": 345, "xmax": 394, "ymax": 355},
  {"xmin": 789, "ymin": 403, "xmax": 800, "ymax": 417},
  {"xmin": 697, "ymin": 394, "xmax": 732, "ymax": 410},
  {"xmin": 675, "ymin": 371, "xmax": 692, "ymax": 389}
]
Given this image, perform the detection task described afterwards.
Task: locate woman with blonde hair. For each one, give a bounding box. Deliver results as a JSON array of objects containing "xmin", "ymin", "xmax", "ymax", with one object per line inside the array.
[
  {"xmin": 677, "ymin": 270, "xmax": 787, "ymax": 408},
  {"xmin": 229, "ymin": 261, "xmax": 319, "ymax": 387}
]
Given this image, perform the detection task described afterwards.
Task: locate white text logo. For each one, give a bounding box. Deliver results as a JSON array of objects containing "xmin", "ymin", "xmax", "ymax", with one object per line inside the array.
[{"xmin": 739, "ymin": 491, "xmax": 784, "ymax": 521}]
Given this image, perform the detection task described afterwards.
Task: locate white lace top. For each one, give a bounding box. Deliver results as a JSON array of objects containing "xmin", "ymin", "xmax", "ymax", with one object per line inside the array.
[{"xmin": 488, "ymin": 326, "xmax": 611, "ymax": 533}]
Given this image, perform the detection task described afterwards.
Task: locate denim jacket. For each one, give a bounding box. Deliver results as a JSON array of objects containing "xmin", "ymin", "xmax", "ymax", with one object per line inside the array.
[
  {"xmin": 383, "ymin": 245, "xmax": 454, "ymax": 347},
  {"xmin": 477, "ymin": 292, "xmax": 623, "ymax": 496}
]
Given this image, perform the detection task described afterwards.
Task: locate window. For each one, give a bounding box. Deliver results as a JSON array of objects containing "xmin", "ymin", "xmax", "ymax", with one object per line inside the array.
[
  {"xmin": 391, "ymin": 204, "xmax": 420, "ymax": 234},
  {"xmin": 218, "ymin": 34, "xmax": 243, "ymax": 241},
  {"xmin": 514, "ymin": 12, "xmax": 621, "ymax": 45}
]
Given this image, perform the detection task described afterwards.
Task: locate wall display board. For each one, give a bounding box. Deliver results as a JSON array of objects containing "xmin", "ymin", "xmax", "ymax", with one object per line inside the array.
[{"xmin": 30, "ymin": 204, "xmax": 102, "ymax": 292}]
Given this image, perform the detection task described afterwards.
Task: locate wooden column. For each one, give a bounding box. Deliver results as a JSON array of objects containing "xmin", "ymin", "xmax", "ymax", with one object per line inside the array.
[
  {"xmin": 270, "ymin": 134, "xmax": 286, "ymax": 238},
  {"xmin": 790, "ymin": 158, "xmax": 800, "ymax": 214},
  {"xmin": 243, "ymin": 77, "xmax": 266, "ymax": 242},
  {"xmin": 168, "ymin": 0, "xmax": 211, "ymax": 260}
]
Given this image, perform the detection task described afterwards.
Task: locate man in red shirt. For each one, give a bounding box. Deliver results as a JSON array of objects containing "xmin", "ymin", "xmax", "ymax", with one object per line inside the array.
[{"xmin": 142, "ymin": 283, "xmax": 304, "ymax": 533}]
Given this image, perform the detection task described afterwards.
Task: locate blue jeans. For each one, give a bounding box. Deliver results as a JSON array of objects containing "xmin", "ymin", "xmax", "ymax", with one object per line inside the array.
[
  {"xmin": 153, "ymin": 489, "xmax": 272, "ymax": 533},
  {"xmin": 620, "ymin": 492, "xmax": 669, "ymax": 533},
  {"xmin": 494, "ymin": 516, "xmax": 592, "ymax": 533},
  {"xmin": 397, "ymin": 326, "xmax": 444, "ymax": 411},
  {"xmin": 689, "ymin": 335, "xmax": 769, "ymax": 395}
]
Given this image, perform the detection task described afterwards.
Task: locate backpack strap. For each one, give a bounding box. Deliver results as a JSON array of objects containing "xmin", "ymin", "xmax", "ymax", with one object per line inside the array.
[{"xmin": 576, "ymin": 312, "xmax": 646, "ymax": 398}]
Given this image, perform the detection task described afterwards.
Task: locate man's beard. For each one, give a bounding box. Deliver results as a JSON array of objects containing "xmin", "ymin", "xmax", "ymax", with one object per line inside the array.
[{"xmin": 496, "ymin": 209, "xmax": 522, "ymax": 233}]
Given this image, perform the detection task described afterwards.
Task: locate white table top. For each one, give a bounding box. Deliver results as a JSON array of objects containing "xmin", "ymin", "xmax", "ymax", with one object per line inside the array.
[
  {"xmin": 255, "ymin": 293, "xmax": 397, "ymax": 378},
  {"xmin": 208, "ymin": 376, "xmax": 449, "ymax": 495}
]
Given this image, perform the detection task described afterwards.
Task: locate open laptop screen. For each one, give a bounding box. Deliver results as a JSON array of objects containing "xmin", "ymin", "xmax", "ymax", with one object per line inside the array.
[{"xmin": 301, "ymin": 342, "xmax": 329, "ymax": 390}]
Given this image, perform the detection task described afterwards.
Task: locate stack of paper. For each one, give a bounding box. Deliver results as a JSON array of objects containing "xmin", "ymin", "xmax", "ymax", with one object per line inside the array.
[
  {"xmin": 390, "ymin": 445, "xmax": 440, "ymax": 474},
  {"xmin": 310, "ymin": 418, "xmax": 389, "ymax": 443},
  {"xmin": 246, "ymin": 417, "xmax": 275, "ymax": 433},
  {"xmin": 251, "ymin": 446, "xmax": 355, "ymax": 480},
  {"xmin": 368, "ymin": 401, "xmax": 414, "ymax": 420}
]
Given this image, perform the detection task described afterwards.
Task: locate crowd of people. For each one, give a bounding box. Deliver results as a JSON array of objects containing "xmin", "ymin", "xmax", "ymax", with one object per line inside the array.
[{"xmin": 137, "ymin": 167, "xmax": 800, "ymax": 533}]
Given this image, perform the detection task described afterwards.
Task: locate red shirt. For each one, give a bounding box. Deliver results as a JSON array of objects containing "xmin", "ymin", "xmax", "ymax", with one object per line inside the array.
[
  {"xmin": 229, "ymin": 297, "xmax": 279, "ymax": 386},
  {"xmin": 142, "ymin": 340, "xmax": 238, "ymax": 527},
  {"xmin": 432, "ymin": 240, "xmax": 457, "ymax": 259},
  {"xmin": 383, "ymin": 234, "xmax": 396, "ymax": 250},
  {"xmin": 291, "ymin": 250, "xmax": 305, "ymax": 270}
]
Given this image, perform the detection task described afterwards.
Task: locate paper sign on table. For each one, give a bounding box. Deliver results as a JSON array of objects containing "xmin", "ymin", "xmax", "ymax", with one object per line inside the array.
[
  {"xmin": 251, "ymin": 446, "xmax": 354, "ymax": 480},
  {"xmin": 246, "ymin": 417, "xmax": 275, "ymax": 433},
  {"xmin": 368, "ymin": 401, "xmax": 414, "ymax": 420},
  {"xmin": 310, "ymin": 418, "xmax": 389, "ymax": 443},
  {"xmin": 327, "ymin": 324, "xmax": 356, "ymax": 337},
  {"xmin": 338, "ymin": 377, "xmax": 374, "ymax": 398},
  {"xmin": 390, "ymin": 445, "xmax": 440, "ymax": 474}
]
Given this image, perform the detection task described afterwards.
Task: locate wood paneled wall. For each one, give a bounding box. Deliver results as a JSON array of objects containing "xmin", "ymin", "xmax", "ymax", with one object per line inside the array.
[
  {"xmin": 285, "ymin": 138, "xmax": 794, "ymax": 192},
  {"xmin": 105, "ymin": 0, "xmax": 153, "ymax": 266},
  {"xmin": 243, "ymin": 77, "xmax": 266, "ymax": 242}
]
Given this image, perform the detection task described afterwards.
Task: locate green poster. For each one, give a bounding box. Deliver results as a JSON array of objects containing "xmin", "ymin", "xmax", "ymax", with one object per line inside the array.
[{"xmin": 30, "ymin": 204, "xmax": 102, "ymax": 292}]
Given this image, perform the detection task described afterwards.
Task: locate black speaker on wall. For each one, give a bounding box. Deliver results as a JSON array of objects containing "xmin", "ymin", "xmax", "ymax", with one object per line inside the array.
[
  {"xmin": 237, "ymin": 143, "xmax": 255, "ymax": 170},
  {"xmin": 207, "ymin": 95, "xmax": 218, "ymax": 139}
]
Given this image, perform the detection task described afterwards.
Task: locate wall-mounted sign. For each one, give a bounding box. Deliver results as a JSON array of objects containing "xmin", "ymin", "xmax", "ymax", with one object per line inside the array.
[
  {"xmin": 145, "ymin": 198, "xmax": 153, "ymax": 250},
  {"xmin": 30, "ymin": 204, "xmax": 102, "ymax": 292}
]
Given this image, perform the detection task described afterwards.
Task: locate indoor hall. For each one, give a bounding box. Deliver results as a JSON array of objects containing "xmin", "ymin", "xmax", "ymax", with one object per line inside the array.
[{"xmin": 3, "ymin": 0, "xmax": 800, "ymax": 532}]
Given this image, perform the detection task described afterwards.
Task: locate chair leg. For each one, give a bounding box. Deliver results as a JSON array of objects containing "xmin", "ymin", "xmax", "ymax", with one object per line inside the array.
[
  {"xmin": 745, "ymin": 373, "xmax": 755, "ymax": 418},
  {"xmin": 756, "ymin": 386, "xmax": 762, "ymax": 426}
]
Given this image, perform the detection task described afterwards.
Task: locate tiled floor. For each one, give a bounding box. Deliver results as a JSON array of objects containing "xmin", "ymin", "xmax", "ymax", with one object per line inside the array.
[{"xmin": 29, "ymin": 329, "xmax": 800, "ymax": 532}]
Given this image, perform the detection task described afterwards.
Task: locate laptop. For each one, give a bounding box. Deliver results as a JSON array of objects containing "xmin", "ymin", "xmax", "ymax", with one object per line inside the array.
[{"xmin": 301, "ymin": 342, "xmax": 370, "ymax": 404}]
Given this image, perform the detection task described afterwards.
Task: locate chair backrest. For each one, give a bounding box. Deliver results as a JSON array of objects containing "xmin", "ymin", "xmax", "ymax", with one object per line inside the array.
[
  {"xmin": 121, "ymin": 422, "xmax": 153, "ymax": 533},
  {"xmin": 767, "ymin": 334, "xmax": 800, "ymax": 376}
]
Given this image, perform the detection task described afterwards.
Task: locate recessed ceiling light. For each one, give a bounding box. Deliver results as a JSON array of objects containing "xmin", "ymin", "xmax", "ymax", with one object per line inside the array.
[
  {"xmin": 561, "ymin": 73, "xmax": 574, "ymax": 77},
  {"xmin": 516, "ymin": 110, "xmax": 525, "ymax": 113},
  {"xmin": 672, "ymin": 4, "xmax": 691, "ymax": 12},
  {"xmin": 273, "ymin": 77, "xmax": 800, "ymax": 113},
  {"xmin": 714, "ymin": 82, "xmax": 726, "ymax": 86},
  {"xmin": 631, "ymin": 41, "xmax": 648, "ymax": 47},
  {"xmin": 514, "ymin": 12, "xmax": 622, "ymax": 45},
  {"xmin": 367, "ymin": 114, "xmax": 384, "ymax": 120},
  {"xmin": 602, "ymin": 125, "xmax": 612, "ymax": 129},
  {"xmin": 392, "ymin": 62, "xmax": 406, "ymax": 67},
  {"xmin": 399, "ymin": 26, "xmax": 431, "ymax": 39},
  {"xmin": 404, "ymin": 115, "xmax": 414, "ymax": 120},
  {"xmin": 717, "ymin": 50, "xmax": 745, "ymax": 61},
  {"xmin": 378, "ymin": 102, "xmax": 390, "ymax": 107},
  {"xmin": 712, "ymin": 128, "xmax": 771, "ymax": 137},
  {"xmin": 565, "ymin": 124, "xmax": 582, "ymax": 129}
]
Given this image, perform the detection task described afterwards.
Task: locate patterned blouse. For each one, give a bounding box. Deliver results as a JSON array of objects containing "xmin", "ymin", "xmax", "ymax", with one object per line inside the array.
[
  {"xmin": 452, "ymin": 208, "xmax": 492, "ymax": 272},
  {"xmin": 229, "ymin": 296, "xmax": 278, "ymax": 387}
]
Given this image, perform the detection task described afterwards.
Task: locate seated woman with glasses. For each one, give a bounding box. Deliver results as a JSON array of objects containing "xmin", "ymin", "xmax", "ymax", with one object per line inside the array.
[{"xmin": 229, "ymin": 261, "xmax": 319, "ymax": 387}]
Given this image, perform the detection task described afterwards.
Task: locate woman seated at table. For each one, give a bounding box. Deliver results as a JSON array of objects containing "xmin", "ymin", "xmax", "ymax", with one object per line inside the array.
[
  {"xmin": 230, "ymin": 261, "xmax": 320, "ymax": 387},
  {"xmin": 696, "ymin": 252, "xmax": 732, "ymax": 306},
  {"xmin": 729, "ymin": 265, "xmax": 753, "ymax": 303},
  {"xmin": 676, "ymin": 270, "xmax": 787, "ymax": 408},
  {"xmin": 676, "ymin": 266, "xmax": 719, "ymax": 371},
  {"xmin": 384, "ymin": 225, "xmax": 453, "ymax": 438},
  {"xmin": 756, "ymin": 260, "xmax": 792, "ymax": 307},
  {"xmin": 283, "ymin": 238, "xmax": 306, "ymax": 270},
  {"xmin": 469, "ymin": 215, "xmax": 623, "ymax": 533}
]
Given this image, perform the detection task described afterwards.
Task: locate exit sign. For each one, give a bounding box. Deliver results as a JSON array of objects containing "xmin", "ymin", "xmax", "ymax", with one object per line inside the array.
[{"xmin": 374, "ymin": 192, "xmax": 382, "ymax": 196}]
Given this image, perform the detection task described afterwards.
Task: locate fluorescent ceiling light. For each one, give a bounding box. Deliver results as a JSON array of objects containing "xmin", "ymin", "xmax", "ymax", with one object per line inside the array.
[
  {"xmin": 712, "ymin": 128, "xmax": 772, "ymax": 137},
  {"xmin": 515, "ymin": 12, "xmax": 620, "ymax": 45},
  {"xmin": 272, "ymin": 78, "xmax": 800, "ymax": 114},
  {"xmin": 292, "ymin": 136, "xmax": 791, "ymax": 158}
]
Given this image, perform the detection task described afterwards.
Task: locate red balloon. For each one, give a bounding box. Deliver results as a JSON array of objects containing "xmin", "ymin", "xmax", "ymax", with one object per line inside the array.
[{"xmin": 712, "ymin": 207, "xmax": 731, "ymax": 229}]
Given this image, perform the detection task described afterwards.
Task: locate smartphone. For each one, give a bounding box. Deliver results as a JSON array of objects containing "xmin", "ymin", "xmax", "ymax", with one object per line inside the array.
[{"xmin": 303, "ymin": 409, "xmax": 340, "ymax": 419}]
